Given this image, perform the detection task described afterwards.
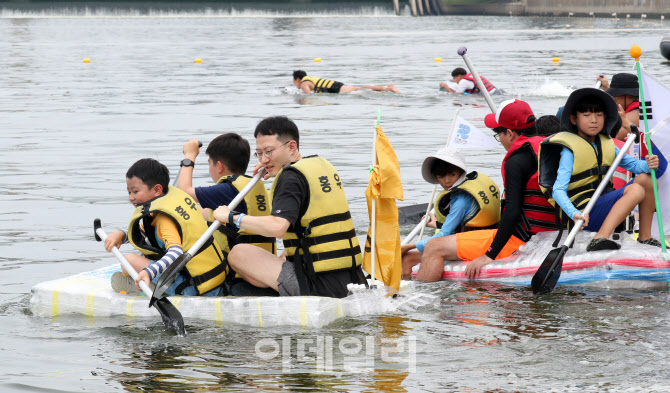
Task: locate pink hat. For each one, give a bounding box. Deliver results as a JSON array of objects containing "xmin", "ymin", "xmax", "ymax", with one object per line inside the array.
[{"xmin": 484, "ymin": 99, "xmax": 536, "ymax": 130}]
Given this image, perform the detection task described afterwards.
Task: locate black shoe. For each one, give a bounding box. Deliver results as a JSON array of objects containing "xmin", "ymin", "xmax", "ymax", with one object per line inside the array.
[
  {"xmin": 638, "ymin": 238, "xmax": 663, "ymax": 247},
  {"xmin": 586, "ymin": 238, "xmax": 621, "ymax": 252}
]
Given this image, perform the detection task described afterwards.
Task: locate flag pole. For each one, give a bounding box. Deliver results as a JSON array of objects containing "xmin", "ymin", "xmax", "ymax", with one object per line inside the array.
[
  {"xmin": 417, "ymin": 108, "xmax": 461, "ymax": 241},
  {"xmin": 369, "ymin": 109, "xmax": 382, "ymax": 288},
  {"xmin": 631, "ymin": 44, "xmax": 668, "ymax": 259}
]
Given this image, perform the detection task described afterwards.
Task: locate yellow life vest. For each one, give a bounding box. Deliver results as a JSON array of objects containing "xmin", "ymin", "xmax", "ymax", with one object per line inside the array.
[
  {"xmin": 301, "ymin": 76, "xmax": 335, "ymax": 93},
  {"xmin": 433, "ymin": 171, "xmax": 501, "ymax": 230},
  {"xmin": 207, "ymin": 175, "xmax": 276, "ymax": 255},
  {"xmin": 270, "ymin": 156, "xmax": 362, "ymax": 278},
  {"xmin": 128, "ymin": 186, "xmax": 227, "ymax": 295},
  {"xmin": 538, "ymin": 132, "xmax": 616, "ymax": 211}
]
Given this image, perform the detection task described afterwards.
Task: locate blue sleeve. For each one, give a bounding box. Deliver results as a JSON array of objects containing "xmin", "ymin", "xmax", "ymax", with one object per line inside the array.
[
  {"xmin": 415, "ymin": 192, "xmax": 472, "ymax": 253},
  {"xmin": 194, "ymin": 183, "xmax": 248, "ymax": 214},
  {"xmin": 552, "ymin": 147, "xmax": 580, "ymax": 221},
  {"xmin": 616, "ymin": 145, "xmax": 651, "ymax": 175}
]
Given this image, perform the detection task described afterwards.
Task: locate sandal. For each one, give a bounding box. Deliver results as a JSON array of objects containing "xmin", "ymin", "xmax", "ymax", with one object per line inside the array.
[
  {"xmin": 586, "ymin": 237, "xmax": 621, "ymax": 252},
  {"xmin": 638, "ymin": 238, "xmax": 662, "ymax": 247}
]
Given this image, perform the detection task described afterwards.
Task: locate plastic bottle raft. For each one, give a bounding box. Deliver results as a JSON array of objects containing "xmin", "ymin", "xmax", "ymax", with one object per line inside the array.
[
  {"xmin": 412, "ymin": 231, "xmax": 670, "ymax": 289},
  {"xmin": 30, "ymin": 266, "xmax": 417, "ymax": 328}
]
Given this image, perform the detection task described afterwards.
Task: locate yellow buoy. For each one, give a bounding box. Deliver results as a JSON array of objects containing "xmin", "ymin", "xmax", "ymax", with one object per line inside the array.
[
  {"xmin": 194, "ymin": 58, "xmax": 202, "ymax": 64},
  {"xmin": 552, "ymin": 57, "xmax": 560, "ymax": 63},
  {"xmin": 83, "ymin": 58, "xmax": 91, "ymax": 63},
  {"xmin": 630, "ymin": 45, "xmax": 642, "ymax": 60},
  {"xmin": 434, "ymin": 57, "xmax": 442, "ymax": 62},
  {"xmin": 314, "ymin": 58, "xmax": 322, "ymax": 62}
]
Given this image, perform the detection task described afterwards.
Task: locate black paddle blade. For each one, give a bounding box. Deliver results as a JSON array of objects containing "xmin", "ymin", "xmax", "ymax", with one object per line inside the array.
[
  {"xmin": 150, "ymin": 252, "xmax": 193, "ymax": 306},
  {"xmin": 154, "ymin": 297, "xmax": 186, "ymax": 336},
  {"xmin": 531, "ymin": 246, "xmax": 568, "ymax": 296}
]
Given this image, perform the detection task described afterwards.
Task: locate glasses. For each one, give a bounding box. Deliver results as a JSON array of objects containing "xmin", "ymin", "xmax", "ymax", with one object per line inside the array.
[
  {"xmin": 254, "ymin": 141, "xmax": 290, "ymax": 159},
  {"xmin": 493, "ymin": 133, "xmax": 501, "ymax": 142}
]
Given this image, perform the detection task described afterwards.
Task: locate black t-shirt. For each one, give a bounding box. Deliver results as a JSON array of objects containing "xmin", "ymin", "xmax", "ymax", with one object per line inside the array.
[
  {"xmin": 485, "ymin": 147, "xmax": 536, "ymax": 259},
  {"xmin": 271, "ymin": 161, "xmax": 366, "ymax": 298}
]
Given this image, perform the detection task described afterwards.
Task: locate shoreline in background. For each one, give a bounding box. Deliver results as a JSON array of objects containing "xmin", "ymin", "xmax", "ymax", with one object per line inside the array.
[{"xmin": 0, "ymin": 0, "xmax": 667, "ymax": 18}]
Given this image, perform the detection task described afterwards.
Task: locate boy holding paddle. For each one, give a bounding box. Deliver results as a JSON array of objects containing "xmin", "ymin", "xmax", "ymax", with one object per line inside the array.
[
  {"xmin": 538, "ymin": 88, "xmax": 661, "ymax": 251},
  {"xmin": 176, "ymin": 134, "xmax": 278, "ymax": 296},
  {"xmin": 104, "ymin": 158, "xmax": 229, "ymax": 296},
  {"xmin": 401, "ymin": 147, "xmax": 500, "ymax": 277},
  {"xmin": 417, "ymin": 100, "xmax": 557, "ymax": 280}
]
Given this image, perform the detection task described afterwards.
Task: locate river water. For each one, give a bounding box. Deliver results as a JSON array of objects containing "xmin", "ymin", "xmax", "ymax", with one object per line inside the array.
[{"xmin": 2, "ymin": 2, "xmax": 670, "ymax": 392}]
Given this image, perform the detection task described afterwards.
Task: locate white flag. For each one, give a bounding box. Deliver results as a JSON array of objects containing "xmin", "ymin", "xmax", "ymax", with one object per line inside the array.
[
  {"xmin": 640, "ymin": 67, "xmax": 670, "ymax": 131},
  {"xmin": 448, "ymin": 115, "xmax": 500, "ymax": 149},
  {"xmin": 640, "ymin": 68, "xmax": 670, "ymax": 237}
]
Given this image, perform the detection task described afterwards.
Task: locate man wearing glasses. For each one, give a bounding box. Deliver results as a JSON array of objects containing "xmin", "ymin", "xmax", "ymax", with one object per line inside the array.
[
  {"xmin": 417, "ymin": 99, "xmax": 557, "ymax": 281},
  {"xmin": 213, "ymin": 116, "xmax": 367, "ymax": 298}
]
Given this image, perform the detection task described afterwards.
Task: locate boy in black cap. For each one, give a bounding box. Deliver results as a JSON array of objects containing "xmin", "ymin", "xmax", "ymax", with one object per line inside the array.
[
  {"xmin": 597, "ymin": 73, "xmax": 640, "ymax": 140},
  {"xmin": 539, "ymin": 88, "xmax": 661, "ymax": 251}
]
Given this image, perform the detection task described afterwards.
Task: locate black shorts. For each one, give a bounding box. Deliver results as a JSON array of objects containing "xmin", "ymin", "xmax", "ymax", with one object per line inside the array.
[{"xmin": 317, "ymin": 81, "xmax": 343, "ymax": 94}]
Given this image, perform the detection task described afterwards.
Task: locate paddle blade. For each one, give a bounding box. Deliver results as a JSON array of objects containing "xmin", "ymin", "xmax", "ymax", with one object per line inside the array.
[
  {"xmin": 154, "ymin": 297, "xmax": 186, "ymax": 336},
  {"xmin": 531, "ymin": 246, "xmax": 568, "ymax": 295},
  {"xmin": 150, "ymin": 252, "xmax": 193, "ymax": 305}
]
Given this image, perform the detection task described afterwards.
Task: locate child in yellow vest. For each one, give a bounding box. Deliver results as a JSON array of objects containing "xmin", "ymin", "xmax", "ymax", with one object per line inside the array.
[{"xmin": 104, "ymin": 158, "xmax": 227, "ymax": 296}]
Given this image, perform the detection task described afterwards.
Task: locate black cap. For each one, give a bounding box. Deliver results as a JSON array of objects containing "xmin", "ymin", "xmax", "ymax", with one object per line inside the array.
[{"xmin": 606, "ymin": 73, "xmax": 639, "ymax": 97}]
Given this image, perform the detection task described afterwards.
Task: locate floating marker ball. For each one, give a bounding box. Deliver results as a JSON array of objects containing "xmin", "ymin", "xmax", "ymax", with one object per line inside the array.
[
  {"xmin": 630, "ymin": 45, "xmax": 642, "ymax": 59},
  {"xmin": 194, "ymin": 58, "xmax": 202, "ymax": 63},
  {"xmin": 552, "ymin": 57, "xmax": 560, "ymax": 63},
  {"xmin": 314, "ymin": 58, "xmax": 322, "ymax": 62},
  {"xmin": 83, "ymin": 58, "xmax": 91, "ymax": 63},
  {"xmin": 434, "ymin": 57, "xmax": 442, "ymax": 62}
]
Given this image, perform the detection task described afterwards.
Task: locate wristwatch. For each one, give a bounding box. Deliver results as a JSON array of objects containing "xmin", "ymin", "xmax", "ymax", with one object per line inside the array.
[{"xmin": 180, "ymin": 158, "xmax": 195, "ymax": 167}]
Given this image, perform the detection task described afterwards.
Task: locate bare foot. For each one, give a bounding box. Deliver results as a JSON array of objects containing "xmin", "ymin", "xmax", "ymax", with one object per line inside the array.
[{"xmin": 387, "ymin": 83, "xmax": 400, "ymax": 93}]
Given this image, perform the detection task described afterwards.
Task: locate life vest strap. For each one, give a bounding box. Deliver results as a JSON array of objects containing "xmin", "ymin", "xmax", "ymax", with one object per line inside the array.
[
  {"xmin": 521, "ymin": 203, "xmax": 556, "ymax": 214},
  {"xmin": 299, "ymin": 229, "xmax": 358, "ymax": 247},
  {"xmin": 306, "ymin": 211, "xmax": 352, "ymax": 232},
  {"xmin": 570, "ymin": 166, "xmax": 611, "ymax": 184}
]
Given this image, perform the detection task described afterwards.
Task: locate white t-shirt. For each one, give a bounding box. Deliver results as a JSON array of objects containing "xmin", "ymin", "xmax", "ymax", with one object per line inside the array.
[{"xmin": 454, "ymin": 78, "xmax": 496, "ymax": 94}]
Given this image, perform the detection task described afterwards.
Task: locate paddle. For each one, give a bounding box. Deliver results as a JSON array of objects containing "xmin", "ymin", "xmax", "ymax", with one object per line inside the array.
[
  {"xmin": 457, "ymin": 46, "xmax": 498, "ymax": 113},
  {"xmin": 150, "ymin": 168, "xmax": 267, "ymax": 305},
  {"xmin": 94, "ymin": 219, "xmax": 186, "ymax": 336},
  {"xmin": 172, "ymin": 141, "xmax": 202, "ymax": 187},
  {"xmin": 531, "ymin": 125, "xmax": 640, "ymax": 295}
]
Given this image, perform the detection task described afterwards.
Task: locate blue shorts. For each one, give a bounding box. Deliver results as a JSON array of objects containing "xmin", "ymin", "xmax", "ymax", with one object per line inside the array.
[{"xmin": 583, "ymin": 180, "xmax": 632, "ymax": 232}]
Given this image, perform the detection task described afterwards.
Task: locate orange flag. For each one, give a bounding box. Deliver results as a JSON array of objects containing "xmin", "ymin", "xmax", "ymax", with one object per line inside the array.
[{"xmin": 363, "ymin": 125, "xmax": 404, "ymax": 292}]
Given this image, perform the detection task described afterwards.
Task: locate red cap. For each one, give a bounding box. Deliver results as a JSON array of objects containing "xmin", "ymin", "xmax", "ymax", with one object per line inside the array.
[{"xmin": 484, "ymin": 99, "xmax": 536, "ymax": 130}]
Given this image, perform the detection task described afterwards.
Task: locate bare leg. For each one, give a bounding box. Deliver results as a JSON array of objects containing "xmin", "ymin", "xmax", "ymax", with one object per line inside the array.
[
  {"xmin": 401, "ymin": 250, "xmax": 422, "ymax": 278},
  {"xmin": 416, "ymin": 235, "xmax": 460, "ymax": 282},
  {"xmin": 122, "ymin": 253, "xmax": 150, "ymax": 275},
  {"xmin": 361, "ymin": 83, "xmax": 400, "ymax": 93},
  {"xmin": 594, "ymin": 183, "xmax": 645, "ymax": 239},
  {"xmin": 633, "ymin": 174, "xmax": 656, "ymax": 241},
  {"xmin": 228, "ymin": 243, "xmax": 284, "ymax": 291}
]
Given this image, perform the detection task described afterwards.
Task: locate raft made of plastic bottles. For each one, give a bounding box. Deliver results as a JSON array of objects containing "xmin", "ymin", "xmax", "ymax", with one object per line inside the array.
[
  {"xmin": 30, "ymin": 264, "xmax": 418, "ymax": 328},
  {"xmin": 412, "ymin": 231, "xmax": 670, "ymax": 289}
]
